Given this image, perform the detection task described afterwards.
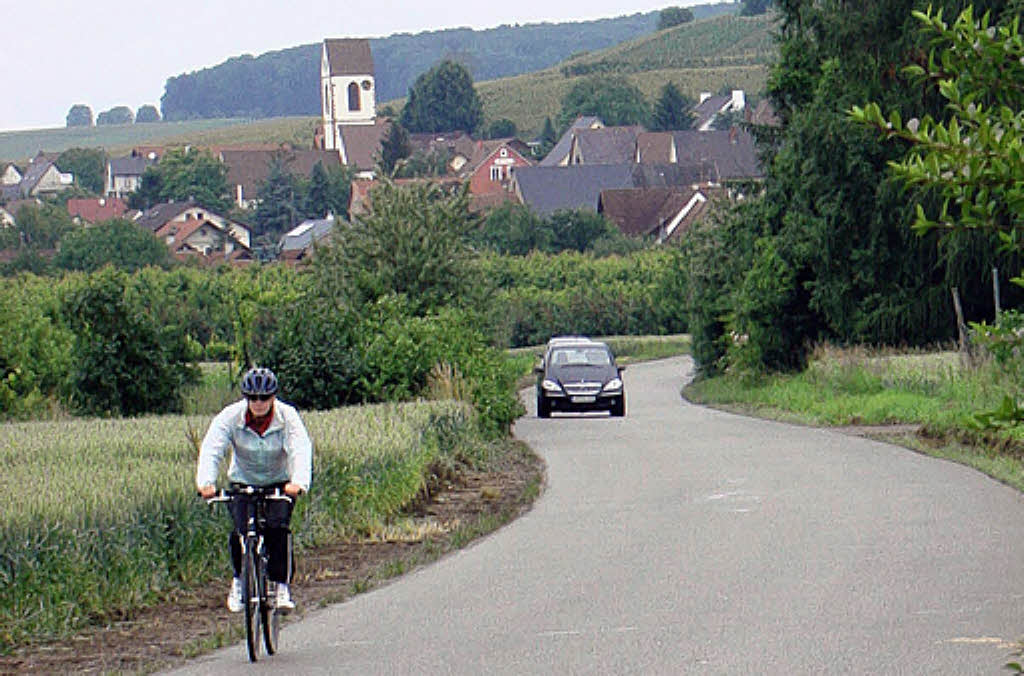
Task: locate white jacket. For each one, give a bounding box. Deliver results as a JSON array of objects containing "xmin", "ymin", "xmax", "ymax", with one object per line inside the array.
[{"xmin": 196, "ymin": 399, "xmax": 313, "ymax": 492}]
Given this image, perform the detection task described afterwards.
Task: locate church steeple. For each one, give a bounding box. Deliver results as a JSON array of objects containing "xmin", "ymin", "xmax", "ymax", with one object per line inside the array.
[{"xmin": 320, "ymin": 39, "xmax": 376, "ymax": 152}]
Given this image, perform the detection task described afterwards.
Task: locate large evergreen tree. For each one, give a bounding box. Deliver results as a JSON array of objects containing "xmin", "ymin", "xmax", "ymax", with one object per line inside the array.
[
  {"xmin": 377, "ymin": 122, "xmax": 412, "ymax": 176},
  {"xmin": 399, "ymin": 60, "xmax": 484, "ymax": 134},
  {"xmin": 650, "ymin": 82, "xmax": 694, "ymax": 131}
]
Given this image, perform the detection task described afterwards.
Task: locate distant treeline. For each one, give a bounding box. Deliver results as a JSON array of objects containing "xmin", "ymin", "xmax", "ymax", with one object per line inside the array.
[{"xmin": 160, "ymin": 4, "xmax": 739, "ymax": 121}]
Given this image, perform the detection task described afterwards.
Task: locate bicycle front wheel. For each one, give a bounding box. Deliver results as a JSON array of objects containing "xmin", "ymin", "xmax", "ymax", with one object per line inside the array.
[
  {"xmin": 243, "ymin": 540, "xmax": 262, "ymax": 662},
  {"xmin": 261, "ymin": 561, "xmax": 280, "ymax": 654}
]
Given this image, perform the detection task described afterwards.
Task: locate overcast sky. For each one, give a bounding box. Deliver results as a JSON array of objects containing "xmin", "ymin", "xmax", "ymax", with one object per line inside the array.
[{"xmin": 1, "ymin": 1, "xmax": 705, "ymax": 132}]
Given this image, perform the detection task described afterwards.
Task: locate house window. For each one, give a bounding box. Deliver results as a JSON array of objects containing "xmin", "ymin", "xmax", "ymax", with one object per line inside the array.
[
  {"xmin": 490, "ymin": 166, "xmax": 503, "ymax": 181},
  {"xmin": 348, "ymin": 82, "xmax": 361, "ymax": 112}
]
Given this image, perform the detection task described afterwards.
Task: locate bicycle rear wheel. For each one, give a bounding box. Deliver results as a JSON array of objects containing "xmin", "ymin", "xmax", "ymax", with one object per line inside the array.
[{"xmin": 243, "ymin": 540, "xmax": 262, "ymax": 662}]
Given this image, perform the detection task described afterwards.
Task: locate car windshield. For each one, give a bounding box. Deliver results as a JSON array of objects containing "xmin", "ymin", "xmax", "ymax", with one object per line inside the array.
[{"xmin": 550, "ymin": 346, "xmax": 611, "ymax": 367}]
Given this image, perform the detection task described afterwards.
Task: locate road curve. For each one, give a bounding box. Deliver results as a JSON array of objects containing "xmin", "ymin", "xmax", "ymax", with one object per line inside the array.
[{"xmin": 170, "ymin": 355, "xmax": 1024, "ymax": 674}]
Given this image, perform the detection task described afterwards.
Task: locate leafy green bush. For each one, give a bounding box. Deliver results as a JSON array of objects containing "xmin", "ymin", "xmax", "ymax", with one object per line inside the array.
[{"xmin": 60, "ymin": 268, "xmax": 201, "ymax": 416}]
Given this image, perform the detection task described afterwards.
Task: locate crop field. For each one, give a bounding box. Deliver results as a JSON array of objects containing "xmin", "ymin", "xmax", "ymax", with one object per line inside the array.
[
  {"xmin": 0, "ymin": 116, "xmax": 320, "ymax": 162},
  {"xmin": 0, "ymin": 399, "xmax": 477, "ymax": 652}
]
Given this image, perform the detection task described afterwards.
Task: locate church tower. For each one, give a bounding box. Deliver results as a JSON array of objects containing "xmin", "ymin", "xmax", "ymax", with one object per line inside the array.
[{"xmin": 321, "ymin": 39, "xmax": 376, "ymax": 153}]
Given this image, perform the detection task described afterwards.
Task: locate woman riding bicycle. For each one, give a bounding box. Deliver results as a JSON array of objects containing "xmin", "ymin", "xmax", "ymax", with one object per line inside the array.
[{"xmin": 196, "ymin": 366, "xmax": 313, "ymax": 613}]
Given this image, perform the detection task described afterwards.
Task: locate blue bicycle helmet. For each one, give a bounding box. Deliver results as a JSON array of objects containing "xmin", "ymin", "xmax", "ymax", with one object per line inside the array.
[{"xmin": 240, "ymin": 367, "xmax": 278, "ymax": 397}]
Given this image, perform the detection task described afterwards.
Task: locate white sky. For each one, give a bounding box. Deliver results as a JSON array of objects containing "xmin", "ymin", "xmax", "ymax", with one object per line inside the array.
[{"xmin": 1, "ymin": 1, "xmax": 704, "ymax": 132}]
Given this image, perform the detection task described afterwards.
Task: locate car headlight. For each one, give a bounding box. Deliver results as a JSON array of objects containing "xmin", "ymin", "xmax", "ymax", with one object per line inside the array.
[
  {"xmin": 542, "ymin": 379, "xmax": 561, "ymax": 392},
  {"xmin": 602, "ymin": 378, "xmax": 623, "ymax": 392}
]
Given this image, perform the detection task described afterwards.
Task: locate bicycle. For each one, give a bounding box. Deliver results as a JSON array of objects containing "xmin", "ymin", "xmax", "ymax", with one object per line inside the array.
[{"xmin": 206, "ymin": 485, "xmax": 293, "ymax": 662}]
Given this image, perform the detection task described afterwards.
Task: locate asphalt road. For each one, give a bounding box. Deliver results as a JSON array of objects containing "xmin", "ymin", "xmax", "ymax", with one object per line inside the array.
[{"xmin": 171, "ymin": 355, "xmax": 1024, "ymax": 674}]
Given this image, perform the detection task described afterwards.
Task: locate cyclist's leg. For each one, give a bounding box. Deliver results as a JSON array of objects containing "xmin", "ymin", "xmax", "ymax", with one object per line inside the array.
[{"xmin": 264, "ymin": 493, "xmax": 295, "ymax": 584}]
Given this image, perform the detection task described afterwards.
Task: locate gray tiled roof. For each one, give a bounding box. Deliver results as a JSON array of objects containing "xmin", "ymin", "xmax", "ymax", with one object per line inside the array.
[
  {"xmin": 671, "ymin": 129, "xmax": 762, "ymax": 180},
  {"xmin": 513, "ymin": 164, "xmax": 635, "ymax": 215},
  {"xmin": 324, "ymin": 39, "xmax": 374, "ymax": 76},
  {"xmin": 109, "ymin": 156, "xmax": 154, "ymax": 176},
  {"xmin": 279, "ymin": 217, "xmax": 335, "ymax": 251},
  {"xmin": 134, "ymin": 200, "xmax": 195, "ymax": 232},
  {"xmin": 572, "ymin": 126, "xmax": 644, "ymax": 165},
  {"xmin": 539, "ymin": 116, "xmax": 603, "ymax": 167}
]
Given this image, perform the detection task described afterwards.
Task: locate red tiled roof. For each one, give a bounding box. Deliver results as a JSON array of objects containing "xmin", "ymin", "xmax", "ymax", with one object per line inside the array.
[{"xmin": 67, "ymin": 197, "xmax": 129, "ymax": 223}]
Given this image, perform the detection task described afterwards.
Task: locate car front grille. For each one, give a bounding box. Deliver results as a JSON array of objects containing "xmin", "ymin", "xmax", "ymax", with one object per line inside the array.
[{"xmin": 562, "ymin": 381, "xmax": 603, "ymax": 396}]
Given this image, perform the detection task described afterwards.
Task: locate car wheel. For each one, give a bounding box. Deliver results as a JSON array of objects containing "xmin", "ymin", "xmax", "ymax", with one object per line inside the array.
[
  {"xmin": 610, "ymin": 397, "xmax": 625, "ymax": 417},
  {"xmin": 537, "ymin": 395, "xmax": 551, "ymax": 418}
]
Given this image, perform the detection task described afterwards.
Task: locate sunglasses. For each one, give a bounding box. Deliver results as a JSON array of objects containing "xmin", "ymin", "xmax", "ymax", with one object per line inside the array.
[{"xmin": 246, "ymin": 393, "xmax": 275, "ymax": 402}]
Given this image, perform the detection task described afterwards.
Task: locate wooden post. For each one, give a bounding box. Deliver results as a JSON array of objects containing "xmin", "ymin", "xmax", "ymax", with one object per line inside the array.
[
  {"xmin": 951, "ymin": 286, "xmax": 972, "ymax": 367},
  {"xmin": 993, "ymin": 267, "xmax": 1002, "ymax": 319}
]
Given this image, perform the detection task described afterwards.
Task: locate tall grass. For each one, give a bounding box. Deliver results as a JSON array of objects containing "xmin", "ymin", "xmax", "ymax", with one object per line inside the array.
[
  {"xmin": 685, "ymin": 344, "xmax": 1018, "ymax": 436},
  {"xmin": 0, "ymin": 400, "xmax": 477, "ymax": 652}
]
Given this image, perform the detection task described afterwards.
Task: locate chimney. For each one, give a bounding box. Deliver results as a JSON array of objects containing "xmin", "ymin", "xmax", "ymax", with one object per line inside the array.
[{"xmin": 731, "ymin": 89, "xmax": 746, "ymax": 111}]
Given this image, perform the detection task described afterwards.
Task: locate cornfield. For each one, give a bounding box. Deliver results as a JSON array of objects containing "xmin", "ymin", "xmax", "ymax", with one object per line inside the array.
[{"xmin": 0, "ymin": 400, "xmax": 476, "ymax": 652}]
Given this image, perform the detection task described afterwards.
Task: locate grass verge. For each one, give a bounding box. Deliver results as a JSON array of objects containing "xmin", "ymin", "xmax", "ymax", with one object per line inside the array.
[{"xmin": 684, "ymin": 345, "xmax": 1024, "ymax": 488}]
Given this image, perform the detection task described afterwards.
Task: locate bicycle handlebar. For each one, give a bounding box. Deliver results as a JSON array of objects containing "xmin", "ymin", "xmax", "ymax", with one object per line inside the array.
[{"xmin": 203, "ymin": 485, "xmax": 294, "ymax": 505}]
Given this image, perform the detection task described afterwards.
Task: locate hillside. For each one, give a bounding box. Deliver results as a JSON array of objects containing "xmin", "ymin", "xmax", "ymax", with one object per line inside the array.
[
  {"xmin": 159, "ymin": 3, "xmax": 740, "ymax": 121},
  {"xmin": 461, "ymin": 12, "xmax": 775, "ymax": 137}
]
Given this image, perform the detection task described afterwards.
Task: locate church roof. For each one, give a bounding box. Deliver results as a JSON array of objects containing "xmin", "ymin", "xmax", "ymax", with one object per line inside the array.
[{"xmin": 324, "ymin": 39, "xmax": 374, "ymax": 76}]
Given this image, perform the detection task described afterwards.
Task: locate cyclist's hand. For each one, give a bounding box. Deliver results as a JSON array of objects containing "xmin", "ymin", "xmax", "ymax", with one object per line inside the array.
[
  {"xmin": 198, "ymin": 485, "xmax": 217, "ymax": 499},
  {"xmin": 284, "ymin": 482, "xmax": 304, "ymax": 498}
]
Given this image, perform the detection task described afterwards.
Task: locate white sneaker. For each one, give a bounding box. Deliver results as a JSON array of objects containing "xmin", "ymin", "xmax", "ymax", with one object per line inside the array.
[
  {"xmin": 227, "ymin": 577, "xmax": 243, "ymax": 613},
  {"xmin": 275, "ymin": 583, "xmax": 295, "ymax": 612}
]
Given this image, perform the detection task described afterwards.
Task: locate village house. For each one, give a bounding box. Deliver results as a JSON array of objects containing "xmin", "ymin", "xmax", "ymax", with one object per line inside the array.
[
  {"xmin": 105, "ymin": 152, "xmax": 157, "ymax": 198},
  {"xmin": 1, "ymin": 163, "xmax": 22, "ymax": 186},
  {"xmin": 278, "ymin": 215, "xmax": 336, "ymax": 263},
  {"xmin": 598, "ymin": 186, "xmax": 718, "ymax": 243},
  {"xmin": 66, "ymin": 197, "xmax": 131, "ymax": 224},
  {"xmin": 10, "ymin": 160, "xmax": 73, "ymax": 198},
  {"xmin": 220, "ymin": 148, "xmax": 342, "ymax": 209},
  {"xmin": 693, "ymin": 90, "xmax": 746, "ymax": 130},
  {"xmin": 135, "ymin": 200, "xmax": 252, "ymax": 250}
]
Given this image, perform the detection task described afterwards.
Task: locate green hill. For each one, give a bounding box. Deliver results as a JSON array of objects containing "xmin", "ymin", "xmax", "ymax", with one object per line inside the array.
[{"xmin": 462, "ymin": 13, "xmax": 775, "ymax": 137}]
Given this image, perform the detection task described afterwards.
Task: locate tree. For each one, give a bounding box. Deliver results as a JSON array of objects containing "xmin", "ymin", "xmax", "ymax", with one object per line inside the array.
[
  {"xmin": 317, "ymin": 180, "xmax": 481, "ymax": 314},
  {"xmin": 57, "ymin": 148, "xmax": 107, "ymax": 195},
  {"xmin": 557, "ymin": 75, "xmax": 650, "ymax": 129},
  {"xmin": 129, "ymin": 148, "xmax": 232, "ymax": 212},
  {"xmin": 650, "ymin": 82, "xmax": 695, "ymax": 131},
  {"xmin": 11, "ymin": 203, "xmax": 74, "ymax": 250},
  {"xmin": 485, "ymin": 118, "xmax": 518, "ymax": 139},
  {"xmin": 740, "ymin": 0, "xmax": 771, "ymax": 16},
  {"xmin": 61, "ymin": 267, "xmax": 199, "ymax": 416},
  {"xmin": 547, "ymin": 209, "xmax": 621, "ymax": 253},
  {"xmin": 850, "ymin": 6, "xmax": 1024, "ymax": 248},
  {"xmin": 305, "ymin": 161, "xmax": 353, "ymax": 220},
  {"xmin": 535, "ymin": 117, "xmax": 558, "ymax": 159},
  {"xmin": 377, "ymin": 122, "xmax": 412, "ymax": 176},
  {"xmin": 254, "ymin": 153, "xmax": 302, "ymax": 242},
  {"xmin": 473, "ymin": 202, "xmax": 551, "ymax": 254},
  {"xmin": 658, "ymin": 7, "xmax": 695, "ymax": 30},
  {"xmin": 66, "ymin": 104, "xmax": 93, "ymax": 127},
  {"xmin": 54, "ymin": 219, "xmax": 172, "ymax": 272},
  {"xmin": 399, "ymin": 60, "xmax": 484, "ymax": 134},
  {"xmin": 135, "ymin": 105, "xmax": 161, "ymax": 123},
  {"xmin": 96, "ymin": 106, "xmax": 135, "ymax": 125}
]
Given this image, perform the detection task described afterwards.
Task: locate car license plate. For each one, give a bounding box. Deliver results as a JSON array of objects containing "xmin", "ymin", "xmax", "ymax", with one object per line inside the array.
[{"xmin": 571, "ymin": 395, "xmax": 596, "ymax": 403}]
